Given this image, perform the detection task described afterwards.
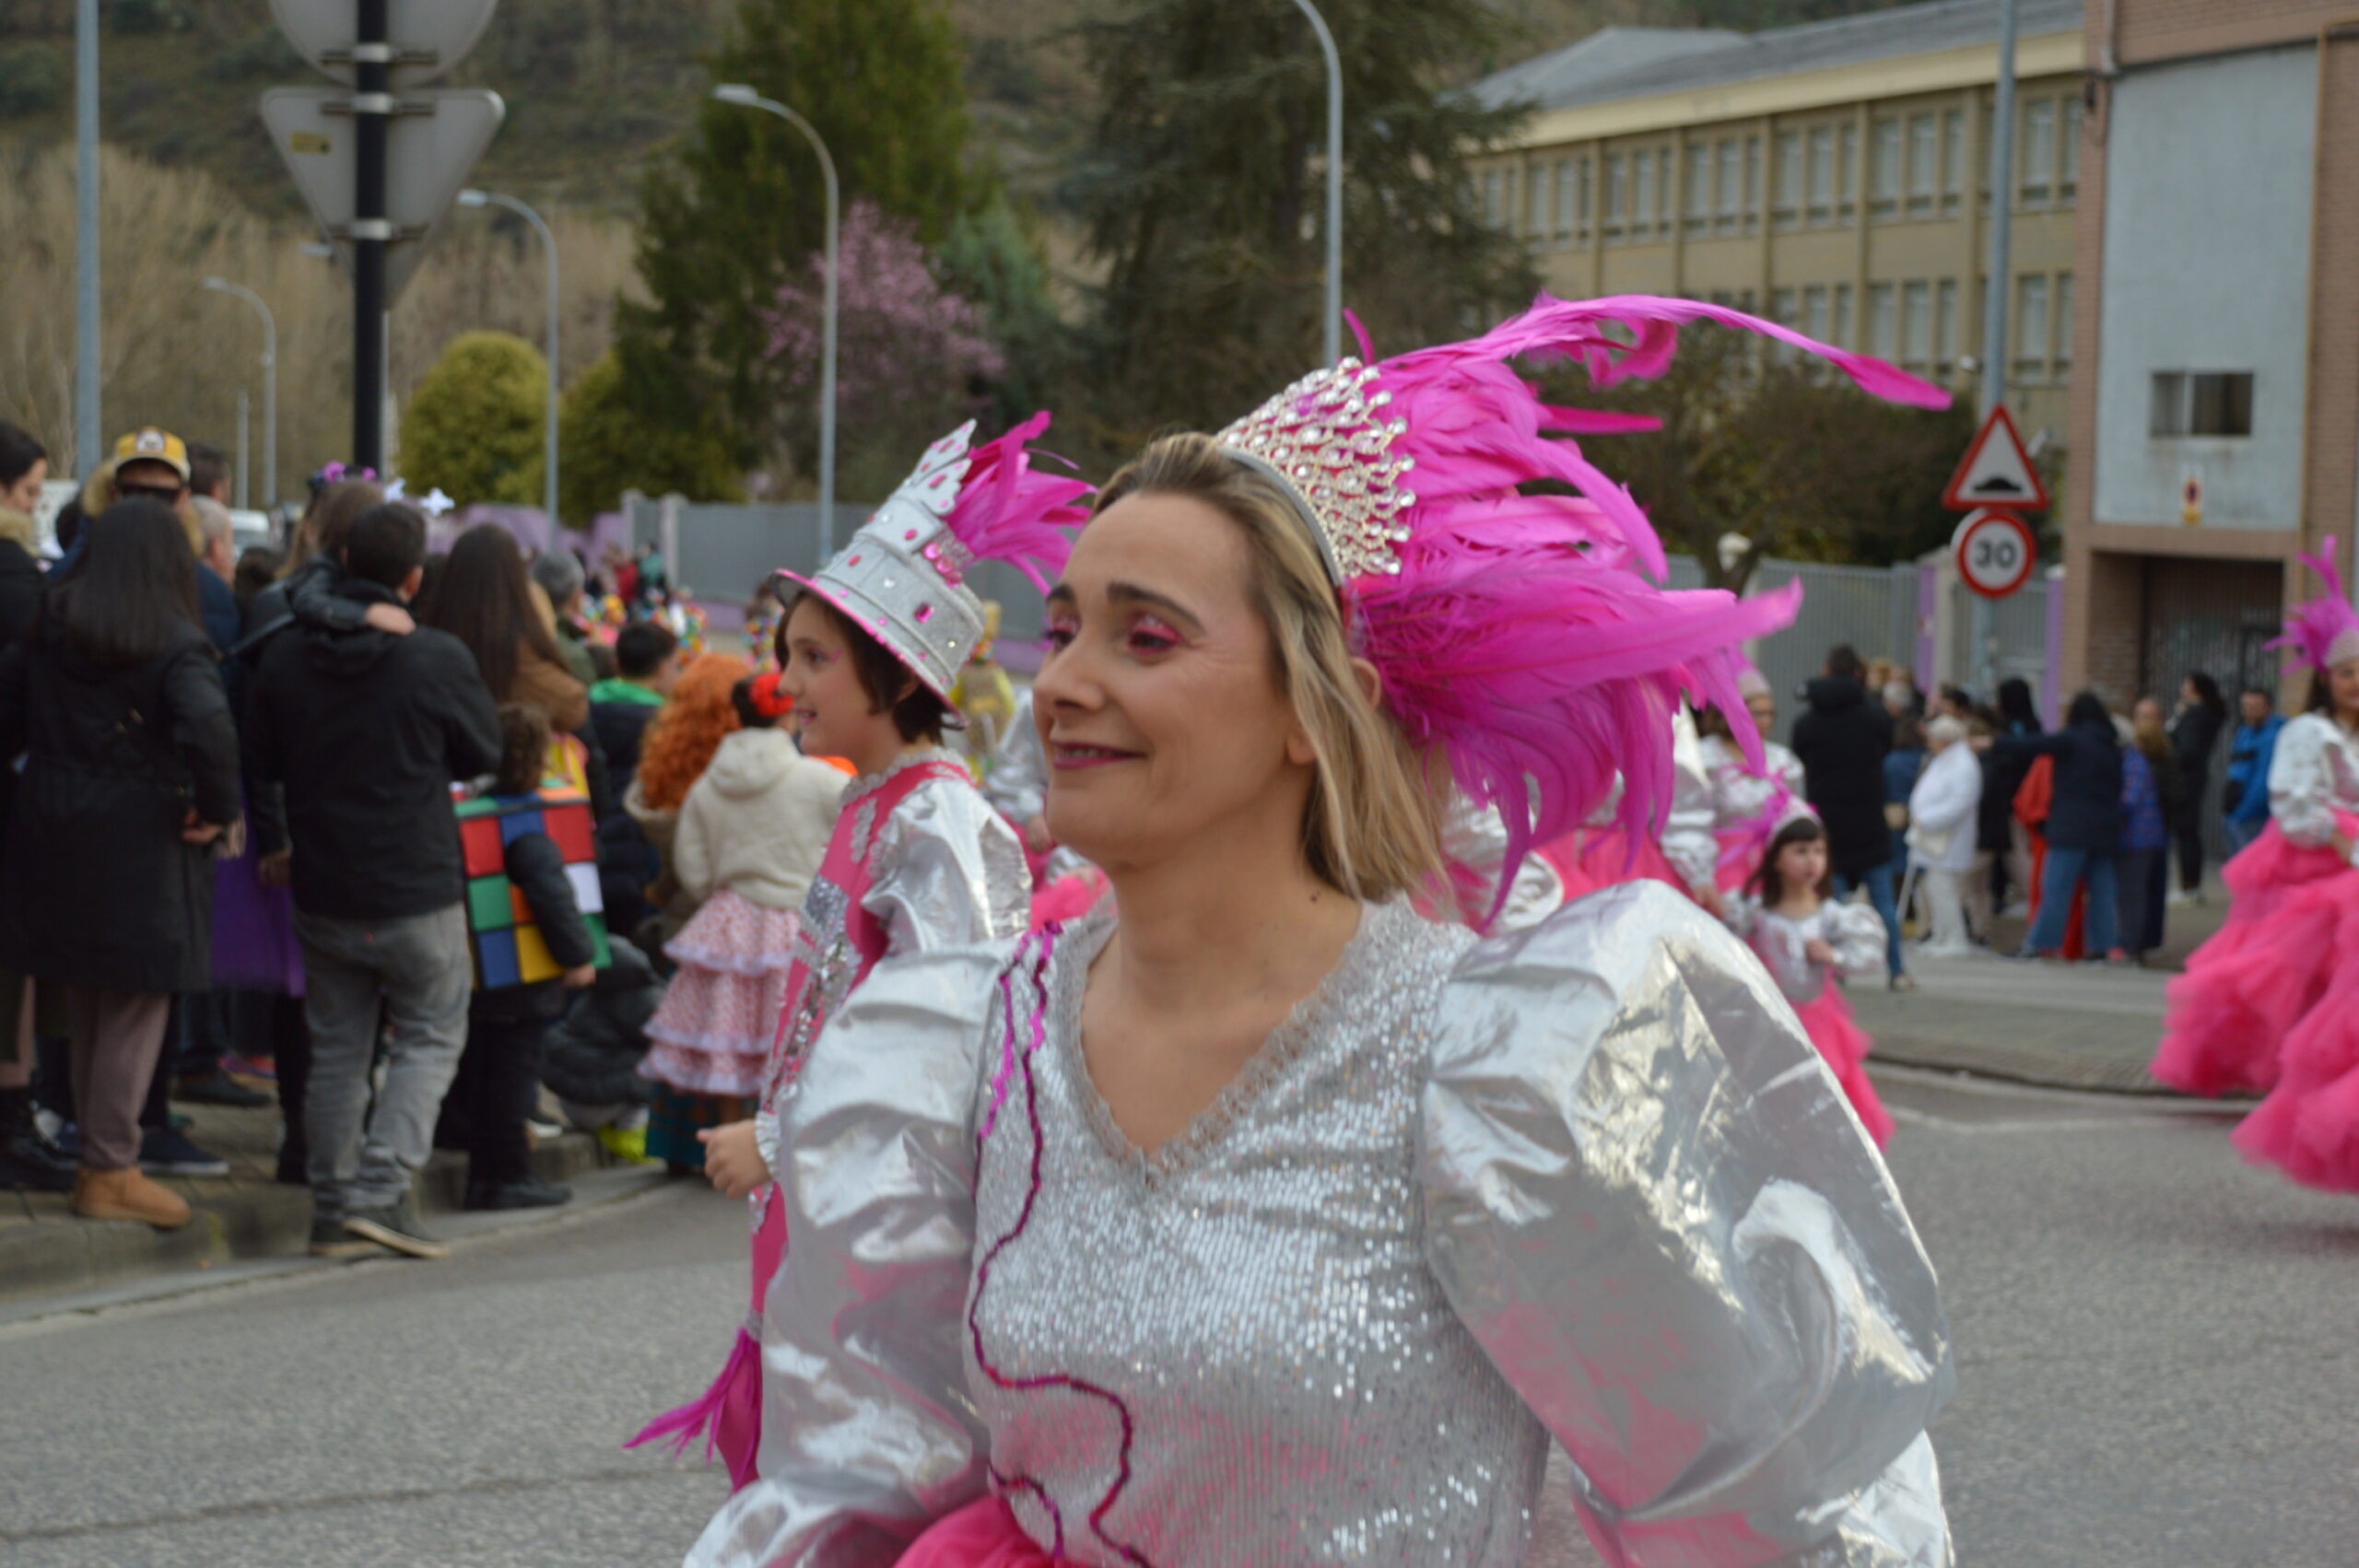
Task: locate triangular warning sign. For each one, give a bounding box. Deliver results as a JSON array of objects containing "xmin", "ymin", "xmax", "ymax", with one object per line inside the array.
[{"xmin": 1943, "ymin": 404, "xmax": 2048, "ymax": 510}]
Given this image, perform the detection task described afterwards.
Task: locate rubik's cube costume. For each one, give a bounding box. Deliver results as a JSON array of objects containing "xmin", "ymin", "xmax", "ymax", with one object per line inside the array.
[{"xmin": 455, "ymin": 785, "xmax": 611, "ymax": 989}]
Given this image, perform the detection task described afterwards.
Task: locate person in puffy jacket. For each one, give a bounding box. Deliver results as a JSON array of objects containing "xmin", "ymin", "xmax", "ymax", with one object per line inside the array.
[{"xmin": 540, "ymin": 935, "xmax": 663, "ymax": 1130}]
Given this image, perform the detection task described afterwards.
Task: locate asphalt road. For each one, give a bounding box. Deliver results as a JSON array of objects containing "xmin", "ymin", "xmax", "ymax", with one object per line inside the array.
[{"xmin": 3, "ymin": 1069, "xmax": 2351, "ymax": 1568}]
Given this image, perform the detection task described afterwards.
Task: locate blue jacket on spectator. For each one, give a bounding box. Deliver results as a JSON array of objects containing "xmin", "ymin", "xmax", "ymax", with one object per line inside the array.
[
  {"xmin": 2120, "ymin": 749, "xmax": 2167, "ymax": 854},
  {"xmin": 2224, "ymin": 715, "xmax": 2283, "ymax": 825}
]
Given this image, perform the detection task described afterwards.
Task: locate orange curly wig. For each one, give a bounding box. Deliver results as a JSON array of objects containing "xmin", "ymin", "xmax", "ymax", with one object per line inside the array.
[{"xmin": 634, "ymin": 650, "xmax": 751, "ymax": 812}]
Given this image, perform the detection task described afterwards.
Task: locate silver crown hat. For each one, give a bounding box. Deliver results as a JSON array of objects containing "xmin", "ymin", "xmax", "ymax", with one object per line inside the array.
[{"xmin": 771, "ymin": 415, "xmax": 1089, "ymax": 722}]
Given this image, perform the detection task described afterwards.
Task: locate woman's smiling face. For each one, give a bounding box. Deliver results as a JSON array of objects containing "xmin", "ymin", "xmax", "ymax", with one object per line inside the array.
[{"xmin": 1032, "ymin": 490, "xmax": 1316, "ymax": 874}]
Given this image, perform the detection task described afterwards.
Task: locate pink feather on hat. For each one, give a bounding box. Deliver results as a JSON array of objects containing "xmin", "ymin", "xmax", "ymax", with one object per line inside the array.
[
  {"xmin": 2269, "ymin": 538, "xmax": 2359, "ymax": 673},
  {"xmin": 940, "ymin": 411, "xmax": 1093, "ymax": 591},
  {"xmin": 1217, "ymin": 291, "xmax": 1949, "ymax": 925}
]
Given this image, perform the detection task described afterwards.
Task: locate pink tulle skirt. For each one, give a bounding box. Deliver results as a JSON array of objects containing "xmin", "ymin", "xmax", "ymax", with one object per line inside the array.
[
  {"xmin": 642, "ymin": 889, "xmax": 798, "ymax": 1097},
  {"xmin": 896, "ymin": 1497, "xmax": 1050, "ymax": 1568},
  {"xmin": 2152, "ymin": 821, "xmax": 2358, "ymax": 1098},
  {"xmin": 2229, "ymin": 854, "xmax": 2359, "ymax": 1192},
  {"xmin": 1543, "ymin": 826, "xmax": 1683, "ymax": 900},
  {"xmin": 1790, "ymin": 985, "xmax": 1892, "ymax": 1148}
]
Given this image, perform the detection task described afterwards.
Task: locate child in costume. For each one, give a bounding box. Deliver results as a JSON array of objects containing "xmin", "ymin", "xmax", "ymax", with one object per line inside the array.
[
  {"xmin": 629, "ymin": 415, "xmax": 1086, "ymax": 1489},
  {"xmin": 675, "ymin": 296, "xmax": 1952, "ymax": 1568},
  {"xmin": 1664, "ymin": 664, "xmax": 1807, "ymax": 906},
  {"xmin": 640, "ymin": 672, "xmax": 848, "ymax": 1106},
  {"xmin": 1722, "ymin": 813, "xmax": 1895, "ymax": 1145},
  {"xmin": 949, "ymin": 600, "xmax": 1020, "ymax": 767},
  {"xmin": 438, "ymin": 703, "xmax": 601, "ymax": 1212},
  {"xmin": 2155, "ymin": 543, "xmax": 2359, "ymax": 1189}
]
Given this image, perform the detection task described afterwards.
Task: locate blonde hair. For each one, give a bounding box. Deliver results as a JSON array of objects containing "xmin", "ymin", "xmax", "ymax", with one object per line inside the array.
[{"xmin": 1093, "ymin": 432, "xmax": 1441, "ymax": 903}]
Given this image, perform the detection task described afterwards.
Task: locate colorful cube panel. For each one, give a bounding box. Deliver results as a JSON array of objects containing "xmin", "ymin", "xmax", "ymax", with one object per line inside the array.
[
  {"xmin": 498, "ymin": 808, "xmax": 546, "ymax": 847},
  {"xmin": 466, "ymin": 874, "xmax": 517, "ymax": 932},
  {"xmin": 476, "ymin": 929, "xmax": 522, "ymax": 989},
  {"xmin": 541, "ymin": 800, "xmax": 595, "ymax": 862},
  {"xmin": 460, "ymin": 816, "xmax": 506, "ymax": 879},
  {"xmin": 563, "ymin": 860, "xmax": 604, "ymax": 918},
  {"xmin": 512, "ymin": 924, "xmax": 561, "ymax": 984},
  {"xmin": 456, "ymin": 788, "xmax": 607, "ymax": 990}
]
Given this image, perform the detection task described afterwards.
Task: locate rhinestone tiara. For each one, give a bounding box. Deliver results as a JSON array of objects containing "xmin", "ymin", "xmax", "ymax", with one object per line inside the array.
[{"xmin": 1215, "ymin": 357, "xmax": 1418, "ymax": 584}]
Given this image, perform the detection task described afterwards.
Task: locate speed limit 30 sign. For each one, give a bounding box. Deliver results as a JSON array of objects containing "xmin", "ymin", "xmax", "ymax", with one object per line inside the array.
[{"xmin": 1953, "ymin": 509, "xmax": 2036, "ymax": 600}]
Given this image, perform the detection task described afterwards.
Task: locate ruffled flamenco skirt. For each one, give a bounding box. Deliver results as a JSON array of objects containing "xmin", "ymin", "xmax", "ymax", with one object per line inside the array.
[
  {"xmin": 2221, "ymin": 852, "xmax": 2359, "ymax": 1194},
  {"xmin": 1790, "ymin": 985, "xmax": 1893, "ymax": 1148},
  {"xmin": 641, "ymin": 888, "xmax": 796, "ymax": 1099},
  {"xmin": 2151, "ymin": 819, "xmax": 2359, "ymax": 1100}
]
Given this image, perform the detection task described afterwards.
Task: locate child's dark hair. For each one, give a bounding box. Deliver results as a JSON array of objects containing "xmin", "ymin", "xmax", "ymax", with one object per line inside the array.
[
  {"xmin": 493, "ymin": 702, "xmax": 553, "ymax": 796},
  {"xmin": 1750, "ymin": 815, "xmax": 1833, "ymax": 905},
  {"xmin": 616, "ymin": 620, "xmax": 677, "ymax": 679},
  {"xmin": 776, "ymin": 591, "xmax": 948, "ymax": 743}
]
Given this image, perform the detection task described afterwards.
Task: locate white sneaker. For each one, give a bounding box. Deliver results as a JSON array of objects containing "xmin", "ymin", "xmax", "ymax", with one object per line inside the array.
[{"xmin": 2165, "ymin": 889, "xmax": 2198, "ymax": 907}]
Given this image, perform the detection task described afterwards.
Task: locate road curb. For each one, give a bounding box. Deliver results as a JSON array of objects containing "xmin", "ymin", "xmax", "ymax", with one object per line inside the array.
[{"xmin": 0, "ymin": 1133, "xmax": 630, "ymax": 1305}]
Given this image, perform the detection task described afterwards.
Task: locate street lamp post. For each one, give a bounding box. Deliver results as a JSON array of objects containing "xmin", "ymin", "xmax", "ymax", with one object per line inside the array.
[
  {"xmin": 203, "ymin": 276, "xmax": 278, "ymax": 508},
  {"xmin": 458, "ymin": 189, "xmax": 560, "ymax": 529},
  {"xmin": 713, "ymin": 83, "xmax": 840, "ymax": 557},
  {"xmin": 1289, "ymin": 0, "xmax": 1344, "ymax": 368},
  {"xmin": 74, "ymin": 0, "xmax": 100, "ymax": 477}
]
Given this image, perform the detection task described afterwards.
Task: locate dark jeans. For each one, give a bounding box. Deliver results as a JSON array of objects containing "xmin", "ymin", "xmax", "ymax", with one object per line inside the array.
[
  {"xmin": 2174, "ymin": 772, "xmax": 2210, "ymax": 893},
  {"xmin": 177, "ymin": 989, "xmax": 233, "ymax": 1080},
  {"xmin": 1837, "ymin": 861, "xmax": 1907, "ymax": 978},
  {"xmin": 2115, "ymin": 847, "xmax": 2168, "ymax": 956},
  {"xmin": 439, "ymin": 1012, "xmax": 548, "ymax": 1188},
  {"xmin": 2028, "ymin": 846, "xmax": 2119, "ymax": 955}
]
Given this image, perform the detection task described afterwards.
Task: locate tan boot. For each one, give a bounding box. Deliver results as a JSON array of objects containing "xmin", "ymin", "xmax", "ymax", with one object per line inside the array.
[{"xmin": 73, "ymin": 1167, "xmax": 194, "ymax": 1229}]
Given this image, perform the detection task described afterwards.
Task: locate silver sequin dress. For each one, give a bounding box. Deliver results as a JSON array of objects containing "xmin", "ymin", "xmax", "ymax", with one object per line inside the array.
[{"xmin": 689, "ymin": 883, "xmax": 1954, "ymax": 1568}]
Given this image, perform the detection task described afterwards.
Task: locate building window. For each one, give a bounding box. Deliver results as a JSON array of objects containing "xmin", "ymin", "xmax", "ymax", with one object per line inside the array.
[
  {"xmin": 1657, "ymin": 148, "xmax": 1674, "ymax": 236},
  {"xmin": 1868, "ymin": 283, "xmax": 1897, "ymax": 358},
  {"xmin": 1553, "ymin": 160, "xmax": 1574, "ymax": 243},
  {"xmin": 1632, "ymin": 149, "xmax": 1654, "ymax": 234},
  {"xmin": 1907, "ymin": 114, "xmax": 1938, "ymax": 216},
  {"xmin": 1802, "ymin": 285, "xmax": 1830, "ymax": 344},
  {"xmin": 1807, "ymin": 125, "xmax": 1835, "ymax": 225},
  {"xmin": 1935, "ymin": 278, "xmax": 1959, "ymax": 372},
  {"xmin": 1482, "ymin": 169, "xmax": 1503, "ymax": 229},
  {"xmin": 2021, "ymin": 98, "xmax": 2056, "ymax": 205},
  {"xmin": 1838, "ymin": 121, "xmax": 1859, "ymax": 219},
  {"xmin": 2014, "ymin": 274, "xmax": 2049, "ymax": 378},
  {"xmin": 1743, "ymin": 135, "xmax": 1762, "ymax": 232},
  {"xmin": 1769, "ymin": 287, "xmax": 1799, "ymax": 363},
  {"xmin": 2151, "ymin": 372, "xmax": 2255, "ymax": 438},
  {"xmin": 1776, "ymin": 130, "xmax": 1803, "ymax": 228},
  {"xmin": 1901, "ymin": 281, "xmax": 1931, "ymax": 369},
  {"xmin": 2060, "ymin": 94, "xmax": 2083, "ymax": 202},
  {"xmin": 1685, "ymin": 143, "xmax": 1712, "ymax": 234},
  {"xmin": 1941, "ymin": 109, "xmax": 1966, "ymax": 214},
  {"xmin": 1526, "ymin": 162, "xmax": 1547, "ymax": 240},
  {"xmin": 1576, "ymin": 157, "xmax": 1593, "ymax": 243},
  {"xmin": 1869, "ymin": 117, "xmax": 1901, "ymax": 216},
  {"xmin": 1604, "ymin": 154, "xmax": 1625, "ymax": 240},
  {"xmin": 2054, "ymin": 273, "xmax": 2074, "ymax": 370},
  {"xmin": 1718, "ymin": 139, "xmax": 1743, "ymax": 234},
  {"xmin": 1833, "ymin": 283, "xmax": 1855, "ymax": 348}
]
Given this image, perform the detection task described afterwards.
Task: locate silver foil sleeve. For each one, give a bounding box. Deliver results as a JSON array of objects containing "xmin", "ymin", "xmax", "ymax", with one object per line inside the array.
[
  {"xmin": 685, "ymin": 946, "xmax": 1009, "ymax": 1568},
  {"xmin": 863, "ymin": 777, "xmax": 1033, "ymax": 956},
  {"xmin": 1419, "ymin": 882, "xmax": 1954, "ymax": 1567}
]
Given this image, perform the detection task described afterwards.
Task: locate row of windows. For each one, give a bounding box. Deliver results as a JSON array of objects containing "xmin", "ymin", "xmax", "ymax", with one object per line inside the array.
[
  {"xmin": 1730, "ymin": 271, "xmax": 2074, "ymax": 381},
  {"xmin": 1479, "ymin": 92, "xmax": 2083, "ymax": 248}
]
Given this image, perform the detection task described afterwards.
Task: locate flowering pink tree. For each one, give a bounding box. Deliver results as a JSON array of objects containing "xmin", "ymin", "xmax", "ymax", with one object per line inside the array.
[{"xmin": 765, "ymin": 201, "xmax": 1004, "ymax": 464}]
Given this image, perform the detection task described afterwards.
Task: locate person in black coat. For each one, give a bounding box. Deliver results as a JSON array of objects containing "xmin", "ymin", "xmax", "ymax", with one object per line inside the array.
[
  {"xmin": 2167, "ymin": 672, "xmax": 2227, "ymax": 898},
  {"xmin": 0, "ymin": 500, "xmax": 241, "ymax": 1228},
  {"xmin": 1996, "ymin": 689, "xmax": 2127, "ymax": 960},
  {"xmin": 1790, "ymin": 645, "xmax": 1906, "ymax": 981},
  {"xmin": 0, "ymin": 422, "xmax": 47, "ymax": 648},
  {"xmin": 0, "ymin": 422, "xmax": 65, "ymax": 1194}
]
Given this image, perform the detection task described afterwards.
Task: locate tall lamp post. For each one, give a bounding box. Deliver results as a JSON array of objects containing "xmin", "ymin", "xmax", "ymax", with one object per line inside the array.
[
  {"xmin": 458, "ymin": 188, "xmax": 561, "ymax": 529},
  {"xmin": 1971, "ymin": 0, "xmax": 2021, "ymax": 700},
  {"xmin": 74, "ymin": 0, "xmax": 100, "ymax": 477},
  {"xmin": 1290, "ymin": 0, "xmax": 1344, "ymax": 368},
  {"xmin": 203, "ymin": 276, "xmax": 278, "ymax": 509},
  {"xmin": 713, "ymin": 83, "xmax": 840, "ymax": 557}
]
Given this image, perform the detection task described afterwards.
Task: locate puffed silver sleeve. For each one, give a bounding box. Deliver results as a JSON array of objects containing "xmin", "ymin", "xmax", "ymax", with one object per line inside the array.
[
  {"xmin": 1419, "ymin": 882, "xmax": 1954, "ymax": 1567},
  {"xmin": 1824, "ymin": 899, "xmax": 1891, "ymax": 980},
  {"xmin": 1438, "ymin": 790, "xmax": 1567, "ymax": 931},
  {"xmin": 1659, "ymin": 712, "xmax": 1720, "ymax": 891},
  {"xmin": 686, "ymin": 946, "xmax": 1013, "ymax": 1568},
  {"xmin": 2268, "ymin": 714, "xmax": 2344, "ymax": 850},
  {"xmin": 981, "ymin": 689, "xmax": 1049, "ymax": 825},
  {"xmin": 865, "ymin": 776, "xmax": 1033, "ymax": 955}
]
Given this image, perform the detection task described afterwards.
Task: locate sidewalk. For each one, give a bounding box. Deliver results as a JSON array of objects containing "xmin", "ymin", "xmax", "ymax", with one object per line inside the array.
[
  {"xmin": 0, "ymin": 1090, "xmax": 662, "ymax": 1307},
  {"xmin": 1854, "ymin": 890, "xmax": 2232, "ymax": 1095}
]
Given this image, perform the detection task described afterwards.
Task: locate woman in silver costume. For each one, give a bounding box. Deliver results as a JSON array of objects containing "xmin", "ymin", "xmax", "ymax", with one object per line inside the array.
[{"xmin": 683, "ymin": 298, "xmax": 1956, "ymax": 1568}]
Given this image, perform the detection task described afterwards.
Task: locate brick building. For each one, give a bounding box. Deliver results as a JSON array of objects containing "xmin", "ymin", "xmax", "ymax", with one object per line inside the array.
[
  {"xmin": 1467, "ymin": 0, "xmax": 2084, "ymax": 440},
  {"xmin": 2064, "ymin": 0, "xmax": 2359, "ymax": 708}
]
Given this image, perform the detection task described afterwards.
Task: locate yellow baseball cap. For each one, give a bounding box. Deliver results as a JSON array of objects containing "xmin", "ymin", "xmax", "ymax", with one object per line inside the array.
[{"xmin": 111, "ymin": 427, "xmax": 192, "ymax": 482}]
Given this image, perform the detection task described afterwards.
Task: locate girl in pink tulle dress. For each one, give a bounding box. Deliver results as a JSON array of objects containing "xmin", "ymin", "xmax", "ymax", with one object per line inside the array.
[
  {"xmin": 1723, "ymin": 814, "xmax": 1895, "ymax": 1145},
  {"xmin": 2155, "ymin": 544, "xmax": 2359, "ymax": 1191},
  {"xmin": 641, "ymin": 672, "xmax": 849, "ymax": 1100}
]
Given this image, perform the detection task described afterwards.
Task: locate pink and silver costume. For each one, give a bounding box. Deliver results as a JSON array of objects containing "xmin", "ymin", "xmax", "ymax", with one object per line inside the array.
[
  {"xmin": 1720, "ymin": 891, "xmax": 1895, "ymax": 1147},
  {"xmin": 677, "ymin": 296, "xmax": 1954, "ymax": 1566},
  {"xmin": 632, "ymin": 418, "xmax": 1077, "ymax": 1485},
  {"xmin": 687, "ymin": 888, "xmax": 1949, "ymax": 1567}
]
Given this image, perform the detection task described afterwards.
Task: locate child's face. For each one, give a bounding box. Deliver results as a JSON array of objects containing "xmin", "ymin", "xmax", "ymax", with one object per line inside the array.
[
  {"xmin": 780, "ymin": 597, "xmax": 899, "ymax": 766},
  {"xmin": 1776, "ymin": 837, "xmax": 1828, "ymax": 893}
]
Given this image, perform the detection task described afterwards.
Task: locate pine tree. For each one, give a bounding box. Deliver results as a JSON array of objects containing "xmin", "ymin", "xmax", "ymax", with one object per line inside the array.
[
  {"xmin": 615, "ymin": 0, "xmax": 978, "ymax": 479},
  {"xmin": 1068, "ymin": 0, "xmax": 1537, "ymax": 448}
]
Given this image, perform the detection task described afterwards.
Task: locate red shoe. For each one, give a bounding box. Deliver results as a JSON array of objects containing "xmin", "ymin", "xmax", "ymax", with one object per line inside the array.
[{"xmin": 223, "ymin": 1053, "xmax": 276, "ymax": 1082}]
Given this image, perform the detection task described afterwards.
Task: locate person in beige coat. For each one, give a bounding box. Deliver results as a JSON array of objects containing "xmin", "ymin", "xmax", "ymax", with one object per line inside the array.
[{"xmin": 641, "ymin": 673, "xmax": 847, "ymax": 1131}]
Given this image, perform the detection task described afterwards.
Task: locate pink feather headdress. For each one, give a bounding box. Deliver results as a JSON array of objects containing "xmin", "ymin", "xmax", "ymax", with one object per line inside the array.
[
  {"xmin": 777, "ymin": 413, "xmax": 1090, "ymax": 713},
  {"xmin": 2269, "ymin": 538, "xmax": 2359, "ymax": 673},
  {"xmin": 1215, "ymin": 292, "xmax": 1949, "ymax": 919}
]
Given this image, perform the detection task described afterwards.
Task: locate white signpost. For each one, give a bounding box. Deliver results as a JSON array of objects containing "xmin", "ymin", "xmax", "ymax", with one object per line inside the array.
[
  {"xmin": 260, "ymin": 87, "xmax": 505, "ymax": 303},
  {"xmin": 266, "ymin": 0, "xmax": 497, "ymax": 86},
  {"xmin": 1952, "ymin": 508, "xmax": 2037, "ymax": 601}
]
